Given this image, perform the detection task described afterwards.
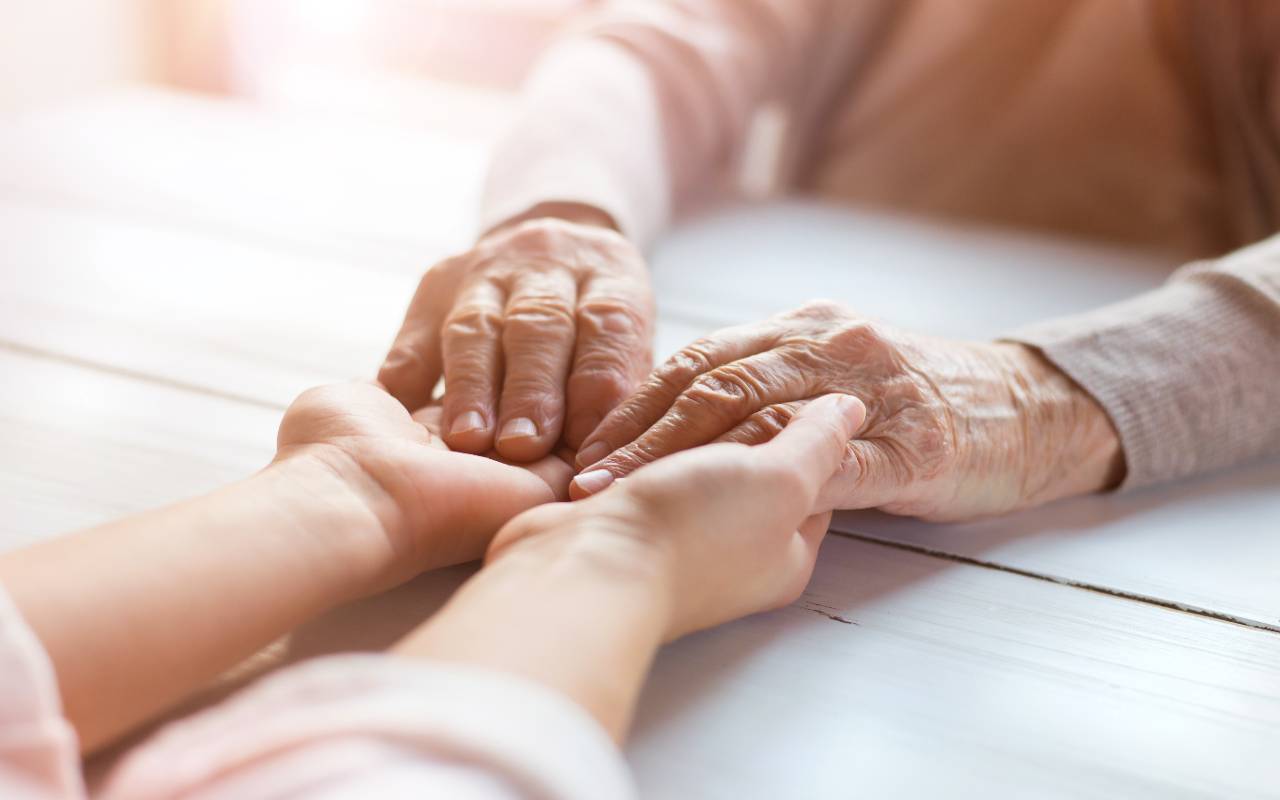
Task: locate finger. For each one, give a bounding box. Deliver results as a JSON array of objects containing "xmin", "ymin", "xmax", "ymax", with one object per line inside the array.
[
  {"xmin": 817, "ymin": 437, "xmax": 914, "ymax": 512},
  {"xmin": 574, "ymin": 322, "xmax": 771, "ymax": 469},
  {"xmin": 713, "ymin": 401, "xmax": 807, "ymax": 445},
  {"xmin": 494, "ymin": 269, "xmax": 578, "ymax": 461},
  {"xmin": 563, "ymin": 273, "xmax": 654, "ymax": 449},
  {"xmin": 758, "ymin": 393, "xmax": 867, "ymax": 504},
  {"xmin": 441, "ymin": 279, "xmax": 507, "ymax": 453},
  {"xmin": 579, "ymin": 348, "xmax": 816, "ymax": 489},
  {"xmin": 378, "ymin": 259, "xmax": 466, "ymax": 411}
]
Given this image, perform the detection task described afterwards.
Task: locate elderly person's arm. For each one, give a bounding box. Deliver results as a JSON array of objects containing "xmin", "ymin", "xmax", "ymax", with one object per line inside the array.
[
  {"xmin": 572, "ymin": 237, "xmax": 1280, "ymax": 519},
  {"xmin": 379, "ymin": 1, "xmax": 886, "ymax": 459},
  {"xmin": 1010, "ymin": 235, "xmax": 1280, "ymax": 489}
]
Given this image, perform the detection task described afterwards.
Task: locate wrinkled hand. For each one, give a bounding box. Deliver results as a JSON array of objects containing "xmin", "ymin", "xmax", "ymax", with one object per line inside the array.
[
  {"xmin": 489, "ymin": 394, "xmax": 867, "ymax": 640},
  {"xmin": 572, "ymin": 301, "xmax": 1123, "ymax": 521},
  {"xmin": 379, "ymin": 215, "xmax": 654, "ymax": 462},
  {"xmin": 275, "ymin": 382, "xmax": 574, "ymax": 591}
]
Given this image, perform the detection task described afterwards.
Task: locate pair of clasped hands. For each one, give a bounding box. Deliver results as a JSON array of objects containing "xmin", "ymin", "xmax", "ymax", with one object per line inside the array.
[{"xmin": 303, "ymin": 207, "xmax": 1121, "ymax": 636}]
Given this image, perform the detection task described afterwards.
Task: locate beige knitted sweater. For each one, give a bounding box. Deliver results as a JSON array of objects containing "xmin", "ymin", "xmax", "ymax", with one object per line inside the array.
[{"xmin": 481, "ymin": 0, "xmax": 1280, "ymax": 490}]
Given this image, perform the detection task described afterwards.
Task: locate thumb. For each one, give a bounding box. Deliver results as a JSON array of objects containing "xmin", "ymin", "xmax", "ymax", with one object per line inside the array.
[{"xmin": 758, "ymin": 394, "xmax": 867, "ymax": 498}]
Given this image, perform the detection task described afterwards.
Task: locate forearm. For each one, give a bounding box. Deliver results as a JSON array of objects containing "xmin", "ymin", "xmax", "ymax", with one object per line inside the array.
[
  {"xmin": 481, "ymin": 38, "xmax": 671, "ymax": 246},
  {"xmin": 1007, "ymin": 235, "xmax": 1280, "ymax": 488},
  {"xmin": 393, "ymin": 526, "xmax": 669, "ymax": 742},
  {"xmin": 0, "ymin": 456, "xmax": 387, "ymax": 751}
]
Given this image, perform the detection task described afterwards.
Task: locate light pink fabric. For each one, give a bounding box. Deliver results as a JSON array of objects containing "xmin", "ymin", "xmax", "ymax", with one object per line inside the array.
[
  {"xmin": 0, "ymin": 587, "xmax": 633, "ymax": 800},
  {"xmin": 481, "ymin": 0, "xmax": 1280, "ymax": 489}
]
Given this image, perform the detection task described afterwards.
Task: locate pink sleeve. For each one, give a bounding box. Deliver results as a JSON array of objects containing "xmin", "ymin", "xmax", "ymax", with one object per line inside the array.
[
  {"xmin": 0, "ymin": 587, "xmax": 84, "ymax": 800},
  {"xmin": 101, "ymin": 655, "xmax": 634, "ymax": 800},
  {"xmin": 480, "ymin": 0, "xmax": 881, "ymax": 246}
]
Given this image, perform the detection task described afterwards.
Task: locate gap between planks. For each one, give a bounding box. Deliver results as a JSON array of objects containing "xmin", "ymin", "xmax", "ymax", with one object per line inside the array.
[
  {"xmin": 7, "ymin": 334, "xmax": 1274, "ymax": 637},
  {"xmin": 829, "ymin": 528, "xmax": 1280, "ymax": 636},
  {"xmin": 0, "ymin": 338, "xmax": 288, "ymax": 412}
]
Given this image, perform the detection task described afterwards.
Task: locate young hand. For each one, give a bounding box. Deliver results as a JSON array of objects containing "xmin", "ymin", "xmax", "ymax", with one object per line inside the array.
[
  {"xmin": 275, "ymin": 382, "xmax": 574, "ymax": 592},
  {"xmin": 487, "ymin": 394, "xmax": 867, "ymax": 640}
]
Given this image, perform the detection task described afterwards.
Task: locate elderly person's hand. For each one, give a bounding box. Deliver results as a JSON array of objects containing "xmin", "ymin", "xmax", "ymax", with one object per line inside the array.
[
  {"xmin": 487, "ymin": 393, "xmax": 866, "ymax": 640},
  {"xmin": 378, "ymin": 208, "xmax": 654, "ymax": 462},
  {"xmin": 571, "ymin": 301, "xmax": 1125, "ymax": 521}
]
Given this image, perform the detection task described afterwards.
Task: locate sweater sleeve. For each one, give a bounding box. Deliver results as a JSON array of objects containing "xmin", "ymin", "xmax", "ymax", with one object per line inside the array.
[
  {"xmin": 480, "ymin": 0, "xmax": 875, "ymax": 246},
  {"xmin": 0, "ymin": 586, "xmax": 83, "ymax": 800},
  {"xmin": 1006, "ymin": 233, "xmax": 1280, "ymax": 489},
  {"xmin": 101, "ymin": 655, "xmax": 634, "ymax": 800}
]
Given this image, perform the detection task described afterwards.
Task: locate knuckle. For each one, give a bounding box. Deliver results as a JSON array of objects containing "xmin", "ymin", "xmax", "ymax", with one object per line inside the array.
[
  {"xmin": 793, "ymin": 299, "xmax": 850, "ymax": 320},
  {"xmin": 756, "ymin": 403, "xmax": 795, "ymax": 435},
  {"xmin": 504, "ymin": 297, "xmax": 575, "ymax": 333},
  {"xmin": 443, "ymin": 305, "xmax": 503, "ymax": 342},
  {"xmin": 828, "ymin": 319, "xmax": 887, "ymax": 357},
  {"xmin": 680, "ymin": 367, "xmax": 758, "ymax": 419},
  {"xmin": 577, "ymin": 298, "xmax": 648, "ymax": 338},
  {"xmin": 653, "ymin": 345, "xmax": 714, "ymax": 391}
]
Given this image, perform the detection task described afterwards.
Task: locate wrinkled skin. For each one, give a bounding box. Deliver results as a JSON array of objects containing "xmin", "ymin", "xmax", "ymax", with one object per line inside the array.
[
  {"xmin": 275, "ymin": 382, "xmax": 574, "ymax": 592},
  {"xmin": 573, "ymin": 301, "xmax": 1123, "ymax": 521},
  {"xmin": 379, "ymin": 215, "xmax": 655, "ymax": 462},
  {"xmin": 489, "ymin": 394, "xmax": 867, "ymax": 640}
]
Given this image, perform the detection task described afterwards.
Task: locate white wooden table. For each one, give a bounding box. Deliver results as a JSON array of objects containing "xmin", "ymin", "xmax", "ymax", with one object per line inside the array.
[{"xmin": 1, "ymin": 88, "xmax": 1278, "ymax": 799}]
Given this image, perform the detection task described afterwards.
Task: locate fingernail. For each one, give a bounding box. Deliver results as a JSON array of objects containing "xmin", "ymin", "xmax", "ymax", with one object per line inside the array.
[
  {"xmin": 572, "ymin": 468, "xmax": 615, "ymax": 495},
  {"xmin": 835, "ymin": 395, "xmax": 866, "ymax": 426},
  {"xmin": 576, "ymin": 441, "xmax": 610, "ymax": 469},
  {"xmin": 451, "ymin": 410, "xmax": 486, "ymax": 436},
  {"xmin": 498, "ymin": 417, "xmax": 538, "ymax": 442}
]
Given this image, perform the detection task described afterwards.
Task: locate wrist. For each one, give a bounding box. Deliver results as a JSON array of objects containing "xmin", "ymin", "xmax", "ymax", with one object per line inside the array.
[
  {"xmin": 999, "ymin": 343, "xmax": 1125, "ymax": 505},
  {"xmin": 490, "ymin": 501, "xmax": 675, "ymax": 623},
  {"xmin": 260, "ymin": 452, "xmax": 406, "ymax": 601},
  {"xmin": 486, "ymin": 202, "xmax": 621, "ymax": 237},
  {"xmin": 397, "ymin": 503, "xmax": 670, "ymax": 740}
]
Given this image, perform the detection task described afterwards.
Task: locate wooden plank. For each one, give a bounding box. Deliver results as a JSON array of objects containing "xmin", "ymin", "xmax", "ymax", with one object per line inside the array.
[
  {"xmin": 0, "ymin": 86, "xmax": 488, "ymax": 269},
  {"xmin": 0, "ymin": 202, "xmax": 414, "ymax": 407},
  {"xmin": 630, "ymin": 535, "xmax": 1280, "ymax": 799},
  {"xmin": 4, "ymin": 198, "xmax": 1276, "ymax": 635},
  {"xmin": 648, "ymin": 200, "xmax": 1172, "ymax": 336},
  {"xmin": 5, "ymin": 329, "xmax": 1278, "ymax": 798},
  {"xmin": 0, "ymin": 202, "xmax": 710, "ymax": 409},
  {"xmin": 0, "ymin": 347, "xmax": 277, "ymax": 548}
]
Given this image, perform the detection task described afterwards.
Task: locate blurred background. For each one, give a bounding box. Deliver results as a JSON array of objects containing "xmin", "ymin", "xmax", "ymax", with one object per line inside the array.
[{"xmin": 1, "ymin": 0, "xmax": 596, "ymax": 129}]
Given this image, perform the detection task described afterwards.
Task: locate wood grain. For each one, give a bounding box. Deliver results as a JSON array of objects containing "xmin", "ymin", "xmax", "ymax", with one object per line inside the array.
[{"xmin": 3, "ymin": 349, "xmax": 1274, "ymax": 799}]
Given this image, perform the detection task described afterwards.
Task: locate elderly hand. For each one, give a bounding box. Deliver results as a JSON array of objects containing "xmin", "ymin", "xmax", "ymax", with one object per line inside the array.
[
  {"xmin": 571, "ymin": 301, "xmax": 1124, "ymax": 521},
  {"xmin": 276, "ymin": 382, "xmax": 574, "ymax": 593},
  {"xmin": 378, "ymin": 210, "xmax": 654, "ymax": 462},
  {"xmin": 488, "ymin": 394, "xmax": 867, "ymax": 640}
]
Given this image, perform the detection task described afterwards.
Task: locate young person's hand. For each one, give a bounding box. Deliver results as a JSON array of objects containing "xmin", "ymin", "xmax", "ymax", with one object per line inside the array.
[
  {"xmin": 486, "ymin": 393, "xmax": 867, "ymax": 640},
  {"xmin": 275, "ymin": 382, "xmax": 574, "ymax": 593},
  {"xmin": 395, "ymin": 394, "xmax": 865, "ymax": 741}
]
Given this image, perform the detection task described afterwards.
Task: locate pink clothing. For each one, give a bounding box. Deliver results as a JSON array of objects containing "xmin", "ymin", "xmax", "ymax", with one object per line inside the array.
[
  {"xmin": 0, "ymin": 588, "xmax": 633, "ymax": 800},
  {"xmin": 482, "ymin": 0, "xmax": 1280, "ymax": 489}
]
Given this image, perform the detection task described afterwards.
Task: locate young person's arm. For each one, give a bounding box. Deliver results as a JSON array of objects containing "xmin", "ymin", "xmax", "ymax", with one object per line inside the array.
[
  {"xmin": 95, "ymin": 395, "xmax": 863, "ymax": 800},
  {"xmin": 0, "ymin": 383, "xmax": 571, "ymax": 752},
  {"xmin": 395, "ymin": 393, "xmax": 866, "ymax": 740}
]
